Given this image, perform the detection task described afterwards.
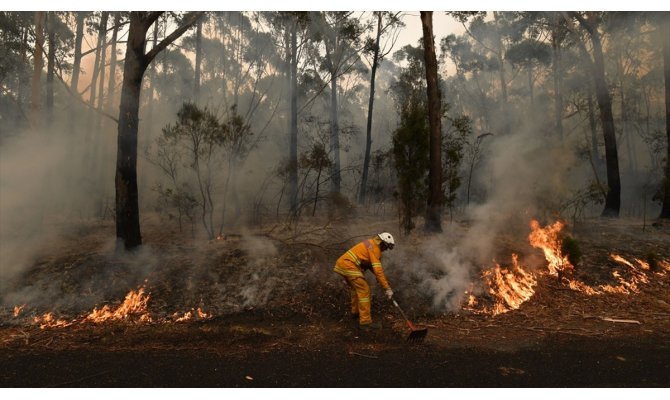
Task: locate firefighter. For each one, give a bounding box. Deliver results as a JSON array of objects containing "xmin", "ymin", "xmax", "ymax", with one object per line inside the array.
[{"xmin": 333, "ymin": 232, "xmax": 395, "ymax": 330}]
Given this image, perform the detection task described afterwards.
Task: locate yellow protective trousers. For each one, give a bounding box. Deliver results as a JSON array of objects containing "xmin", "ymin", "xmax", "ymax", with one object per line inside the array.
[
  {"xmin": 341, "ymin": 275, "xmax": 372, "ymax": 325},
  {"xmin": 334, "ymin": 259, "xmax": 372, "ymax": 325}
]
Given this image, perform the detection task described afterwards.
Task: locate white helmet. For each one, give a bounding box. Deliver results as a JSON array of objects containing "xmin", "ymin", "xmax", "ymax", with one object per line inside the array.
[{"xmin": 378, "ymin": 232, "xmax": 395, "ymax": 247}]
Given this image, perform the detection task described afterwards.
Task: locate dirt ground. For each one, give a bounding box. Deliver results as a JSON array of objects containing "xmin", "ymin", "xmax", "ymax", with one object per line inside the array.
[{"xmin": 1, "ymin": 215, "xmax": 669, "ymax": 387}]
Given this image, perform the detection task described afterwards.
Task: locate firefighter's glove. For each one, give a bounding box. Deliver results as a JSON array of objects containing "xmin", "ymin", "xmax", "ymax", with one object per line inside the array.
[{"xmin": 385, "ymin": 288, "xmax": 394, "ymax": 301}]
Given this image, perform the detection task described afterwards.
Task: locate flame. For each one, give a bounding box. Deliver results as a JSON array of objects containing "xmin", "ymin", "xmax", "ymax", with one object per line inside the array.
[
  {"xmin": 85, "ymin": 286, "xmax": 152, "ymax": 323},
  {"xmin": 468, "ymin": 254, "xmax": 537, "ymax": 316},
  {"xmin": 23, "ymin": 284, "xmax": 215, "ymax": 329},
  {"xmin": 33, "ymin": 312, "xmax": 74, "ymax": 329},
  {"xmin": 463, "ymin": 219, "xmax": 669, "ymax": 316},
  {"xmin": 13, "ymin": 305, "xmax": 26, "ymax": 317},
  {"xmin": 528, "ymin": 219, "xmax": 573, "ymax": 277}
]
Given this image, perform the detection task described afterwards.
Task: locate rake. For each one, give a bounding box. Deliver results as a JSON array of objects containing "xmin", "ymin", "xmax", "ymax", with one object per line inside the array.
[{"xmin": 392, "ymin": 299, "xmax": 428, "ymax": 343}]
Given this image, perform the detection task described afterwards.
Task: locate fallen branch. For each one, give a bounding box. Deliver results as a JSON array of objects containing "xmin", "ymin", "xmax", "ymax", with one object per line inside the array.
[
  {"xmin": 349, "ymin": 351, "xmax": 378, "ymax": 359},
  {"xmin": 600, "ymin": 317, "xmax": 641, "ymax": 324}
]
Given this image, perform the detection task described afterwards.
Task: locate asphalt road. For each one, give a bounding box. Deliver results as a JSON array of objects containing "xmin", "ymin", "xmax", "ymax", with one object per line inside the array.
[{"xmin": 1, "ymin": 338, "xmax": 669, "ymax": 387}]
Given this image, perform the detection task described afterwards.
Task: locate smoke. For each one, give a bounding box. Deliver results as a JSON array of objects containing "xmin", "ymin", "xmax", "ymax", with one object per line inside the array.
[{"xmin": 397, "ymin": 125, "xmax": 580, "ymax": 313}]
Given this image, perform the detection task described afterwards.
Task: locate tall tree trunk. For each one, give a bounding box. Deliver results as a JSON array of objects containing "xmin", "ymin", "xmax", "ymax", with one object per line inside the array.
[
  {"xmin": 551, "ymin": 20, "xmax": 564, "ymax": 138},
  {"xmin": 116, "ymin": 14, "xmax": 147, "ymax": 250},
  {"xmin": 31, "ymin": 11, "xmax": 44, "ymax": 130},
  {"xmin": 106, "ymin": 12, "xmax": 120, "ymax": 114},
  {"xmin": 194, "ymin": 18, "xmax": 202, "ymax": 102},
  {"xmin": 70, "ymin": 12, "xmax": 85, "ymax": 92},
  {"xmin": 359, "ymin": 12, "xmax": 382, "ymax": 205},
  {"xmin": 46, "ymin": 11, "xmax": 56, "ymax": 125},
  {"xmin": 575, "ymin": 13, "xmax": 621, "ymax": 217},
  {"xmin": 660, "ymin": 13, "xmax": 670, "ymax": 219},
  {"xmin": 288, "ymin": 20, "xmax": 299, "ymax": 214},
  {"xmin": 96, "ymin": 15, "xmax": 108, "ymax": 124},
  {"xmin": 493, "ymin": 12, "xmax": 509, "ymax": 135},
  {"xmin": 115, "ymin": 11, "xmax": 203, "ymax": 250},
  {"xmin": 421, "ymin": 11, "xmax": 442, "ymax": 233},
  {"xmin": 89, "ymin": 12, "xmax": 108, "ymax": 106},
  {"xmin": 329, "ymin": 72, "xmax": 341, "ymax": 195}
]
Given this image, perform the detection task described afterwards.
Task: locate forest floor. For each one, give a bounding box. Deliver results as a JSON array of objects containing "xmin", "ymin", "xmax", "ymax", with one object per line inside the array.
[{"xmin": 1, "ymin": 214, "xmax": 669, "ymax": 387}]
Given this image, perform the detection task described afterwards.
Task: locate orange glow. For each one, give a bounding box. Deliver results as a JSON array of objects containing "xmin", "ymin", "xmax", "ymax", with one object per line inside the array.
[
  {"xmin": 528, "ymin": 219, "xmax": 573, "ymax": 277},
  {"xmin": 463, "ymin": 219, "xmax": 670, "ymax": 315},
  {"xmin": 85, "ymin": 286, "xmax": 152, "ymax": 323},
  {"xmin": 13, "ymin": 305, "xmax": 25, "ymax": 317},
  {"xmin": 24, "ymin": 284, "xmax": 215, "ymax": 329},
  {"xmin": 33, "ymin": 312, "xmax": 74, "ymax": 330}
]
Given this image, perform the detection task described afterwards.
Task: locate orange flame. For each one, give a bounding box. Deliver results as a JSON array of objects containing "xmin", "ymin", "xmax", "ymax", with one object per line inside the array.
[
  {"xmin": 463, "ymin": 219, "xmax": 669, "ymax": 315},
  {"xmin": 24, "ymin": 284, "xmax": 215, "ymax": 329},
  {"xmin": 85, "ymin": 286, "xmax": 152, "ymax": 323},
  {"xmin": 13, "ymin": 305, "xmax": 25, "ymax": 318},
  {"xmin": 528, "ymin": 220, "xmax": 573, "ymax": 277},
  {"xmin": 33, "ymin": 312, "xmax": 74, "ymax": 329}
]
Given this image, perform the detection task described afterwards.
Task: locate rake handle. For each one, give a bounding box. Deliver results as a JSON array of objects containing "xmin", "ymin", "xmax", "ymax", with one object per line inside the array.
[{"xmin": 392, "ymin": 299, "xmax": 417, "ymax": 330}]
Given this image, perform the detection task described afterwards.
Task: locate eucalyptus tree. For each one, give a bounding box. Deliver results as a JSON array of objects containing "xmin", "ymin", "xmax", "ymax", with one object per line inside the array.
[
  {"xmin": 659, "ymin": 12, "xmax": 670, "ymax": 219},
  {"xmin": 421, "ymin": 11, "xmax": 443, "ymax": 233},
  {"xmin": 262, "ymin": 12, "xmax": 311, "ymax": 215},
  {"xmin": 564, "ymin": 11, "xmax": 621, "ymax": 217},
  {"xmin": 308, "ymin": 11, "xmax": 366, "ymax": 196},
  {"xmin": 358, "ymin": 11, "xmax": 404, "ymax": 204},
  {"xmin": 115, "ymin": 11, "xmax": 204, "ymax": 250}
]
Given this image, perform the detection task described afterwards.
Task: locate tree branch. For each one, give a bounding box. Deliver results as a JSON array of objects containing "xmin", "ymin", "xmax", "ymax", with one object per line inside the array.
[{"xmin": 145, "ymin": 12, "xmax": 204, "ymax": 66}]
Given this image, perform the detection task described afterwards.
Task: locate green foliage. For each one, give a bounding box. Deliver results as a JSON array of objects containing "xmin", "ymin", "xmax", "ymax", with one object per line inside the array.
[
  {"xmin": 155, "ymin": 102, "xmax": 254, "ymax": 239},
  {"xmin": 392, "ymin": 99, "xmax": 429, "ymax": 234},
  {"xmin": 443, "ymin": 113, "xmax": 473, "ymax": 216},
  {"xmin": 560, "ymin": 235, "xmax": 581, "ymax": 267}
]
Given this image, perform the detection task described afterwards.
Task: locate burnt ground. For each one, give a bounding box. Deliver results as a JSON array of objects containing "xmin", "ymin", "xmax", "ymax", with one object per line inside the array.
[{"xmin": 1, "ymin": 216, "xmax": 669, "ymax": 387}]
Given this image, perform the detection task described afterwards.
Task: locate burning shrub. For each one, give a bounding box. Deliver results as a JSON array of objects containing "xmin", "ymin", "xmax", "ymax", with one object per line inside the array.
[
  {"xmin": 644, "ymin": 251, "xmax": 660, "ymax": 272},
  {"xmin": 560, "ymin": 235, "xmax": 581, "ymax": 267}
]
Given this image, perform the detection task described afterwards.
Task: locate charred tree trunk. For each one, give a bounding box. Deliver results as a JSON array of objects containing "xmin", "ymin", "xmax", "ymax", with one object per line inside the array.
[
  {"xmin": 46, "ymin": 11, "xmax": 56, "ymax": 125},
  {"xmin": 115, "ymin": 11, "xmax": 203, "ymax": 250},
  {"xmin": 116, "ymin": 14, "xmax": 147, "ymax": 250},
  {"xmin": 359, "ymin": 12, "xmax": 382, "ymax": 205},
  {"xmin": 31, "ymin": 11, "xmax": 44, "ymax": 130},
  {"xmin": 421, "ymin": 11, "xmax": 443, "ymax": 233},
  {"xmin": 70, "ymin": 12, "xmax": 85, "ymax": 92},
  {"xmin": 660, "ymin": 14, "xmax": 670, "ymax": 219},
  {"xmin": 574, "ymin": 13, "xmax": 621, "ymax": 217}
]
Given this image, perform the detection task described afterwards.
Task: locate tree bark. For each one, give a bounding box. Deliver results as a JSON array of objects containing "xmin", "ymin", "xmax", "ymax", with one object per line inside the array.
[
  {"xmin": 329, "ymin": 72, "xmax": 341, "ymax": 195},
  {"xmin": 106, "ymin": 12, "xmax": 120, "ymax": 114},
  {"xmin": 421, "ymin": 11, "xmax": 443, "ymax": 233},
  {"xmin": 551, "ymin": 16, "xmax": 564, "ymax": 138},
  {"xmin": 89, "ymin": 12, "xmax": 108, "ymax": 106},
  {"xmin": 359, "ymin": 12, "xmax": 382, "ymax": 205},
  {"xmin": 660, "ymin": 13, "xmax": 670, "ymax": 219},
  {"xmin": 194, "ymin": 18, "xmax": 202, "ymax": 102},
  {"xmin": 31, "ymin": 11, "xmax": 44, "ymax": 130},
  {"xmin": 46, "ymin": 11, "xmax": 56, "ymax": 124},
  {"xmin": 289, "ymin": 19, "xmax": 299, "ymax": 214},
  {"xmin": 574, "ymin": 13, "xmax": 621, "ymax": 217},
  {"xmin": 70, "ymin": 12, "xmax": 85, "ymax": 92},
  {"xmin": 115, "ymin": 11, "xmax": 203, "ymax": 250}
]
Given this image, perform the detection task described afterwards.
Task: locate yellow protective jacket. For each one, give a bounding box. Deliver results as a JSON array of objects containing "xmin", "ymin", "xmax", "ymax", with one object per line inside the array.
[{"xmin": 334, "ymin": 238, "xmax": 391, "ymax": 290}]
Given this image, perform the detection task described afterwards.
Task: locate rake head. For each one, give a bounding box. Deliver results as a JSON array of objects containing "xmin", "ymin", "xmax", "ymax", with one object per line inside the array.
[{"xmin": 406, "ymin": 326, "xmax": 428, "ymax": 343}]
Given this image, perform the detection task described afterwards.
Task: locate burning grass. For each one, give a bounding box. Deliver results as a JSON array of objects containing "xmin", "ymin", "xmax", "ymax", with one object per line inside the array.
[
  {"xmin": 464, "ymin": 219, "xmax": 670, "ymax": 316},
  {"xmin": 15, "ymin": 284, "xmax": 214, "ymax": 329}
]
